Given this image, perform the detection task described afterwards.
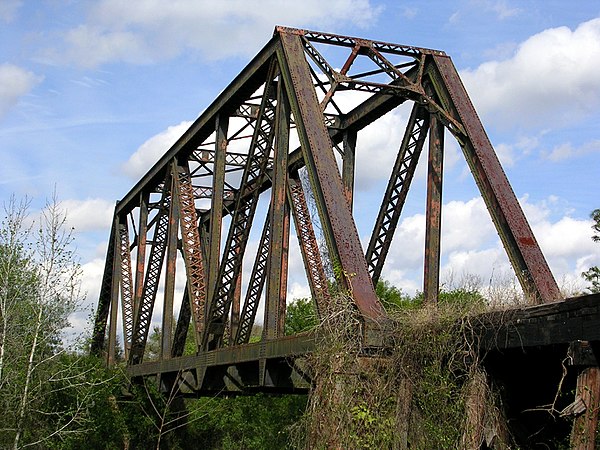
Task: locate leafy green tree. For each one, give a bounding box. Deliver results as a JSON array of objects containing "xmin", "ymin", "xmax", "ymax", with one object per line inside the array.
[
  {"xmin": 0, "ymin": 196, "xmax": 118, "ymax": 449},
  {"xmin": 582, "ymin": 209, "xmax": 600, "ymax": 293},
  {"xmin": 285, "ymin": 297, "xmax": 318, "ymax": 335}
]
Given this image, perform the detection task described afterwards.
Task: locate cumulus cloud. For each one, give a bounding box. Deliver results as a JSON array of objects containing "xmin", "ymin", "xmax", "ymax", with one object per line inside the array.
[
  {"xmin": 60, "ymin": 198, "xmax": 115, "ymax": 232},
  {"xmin": 378, "ymin": 193, "xmax": 599, "ymax": 296},
  {"xmin": 0, "ymin": 64, "xmax": 42, "ymax": 120},
  {"xmin": 56, "ymin": 0, "xmax": 382, "ymax": 67},
  {"xmin": 461, "ymin": 18, "xmax": 600, "ymax": 128},
  {"xmin": 122, "ymin": 120, "xmax": 193, "ymax": 178},
  {"xmin": 542, "ymin": 139, "xmax": 600, "ymax": 162}
]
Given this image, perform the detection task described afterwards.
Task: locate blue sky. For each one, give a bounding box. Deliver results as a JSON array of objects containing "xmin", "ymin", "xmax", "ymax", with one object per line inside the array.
[{"xmin": 1, "ymin": 1, "xmax": 600, "ymax": 334}]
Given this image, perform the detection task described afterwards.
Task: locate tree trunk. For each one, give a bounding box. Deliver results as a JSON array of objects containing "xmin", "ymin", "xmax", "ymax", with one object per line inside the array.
[{"xmin": 13, "ymin": 306, "xmax": 43, "ymax": 450}]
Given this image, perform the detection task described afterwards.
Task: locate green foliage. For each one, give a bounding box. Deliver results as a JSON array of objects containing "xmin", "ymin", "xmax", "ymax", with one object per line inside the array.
[
  {"xmin": 376, "ymin": 278, "xmax": 415, "ymax": 310},
  {"xmin": 285, "ymin": 297, "xmax": 318, "ymax": 335},
  {"xmin": 582, "ymin": 209, "xmax": 600, "ymax": 293},
  {"xmin": 582, "ymin": 266, "xmax": 600, "ymax": 294},
  {"xmin": 185, "ymin": 394, "xmax": 307, "ymax": 449}
]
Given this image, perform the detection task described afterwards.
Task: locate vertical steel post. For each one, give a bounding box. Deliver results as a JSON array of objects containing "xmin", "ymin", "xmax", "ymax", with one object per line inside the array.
[
  {"xmin": 117, "ymin": 216, "xmax": 134, "ymax": 359},
  {"xmin": 265, "ymin": 83, "xmax": 291, "ymax": 339},
  {"xmin": 342, "ymin": 130, "xmax": 356, "ymax": 209},
  {"xmin": 91, "ymin": 206, "xmax": 118, "ymax": 357},
  {"xmin": 162, "ymin": 171, "xmax": 179, "ymax": 359},
  {"xmin": 107, "ymin": 218, "xmax": 121, "ymax": 366},
  {"xmin": 208, "ymin": 115, "xmax": 228, "ymax": 303},
  {"xmin": 423, "ymin": 115, "xmax": 444, "ymax": 304},
  {"xmin": 134, "ymin": 192, "xmax": 149, "ymax": 318}
]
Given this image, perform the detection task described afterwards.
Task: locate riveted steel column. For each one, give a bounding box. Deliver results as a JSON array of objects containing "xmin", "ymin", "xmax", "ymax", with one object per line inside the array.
[
  {"xmin": 265, "ymin": 83, "xmax": 290, "ymax": 339},
  {"xmin": 209, "ymin": 115, "xmax": 229, "ymax": 303},
  {"xmin": 91, "ymin": 207, "xmax": 117, "ymax": 357},
  {"xmin": 342, "ymin": 130, "xmax": 356, "ymax": 209},
  {"xmin": 134, "ymin": 192, "xmax": 149, "ymax": 318},
  {"xmin": 117, "ymin": 215, "xmax": 134, "ymax": 358},
  {"xmin": 107, "ymin": 217, "xmax": 121, "ymax": 367},
  {"xmin": 162, "ymin": 171, "xmax": 179, "ymax": 359},
  {"xmin": 278, "ymin": 31, "xmax": 384, "ymax": 321},
  {"xmin": 423, "ymin": 115, "xmax": 444, "ymax": 304},
  {"xmin": 229, "ymin": 248, "xmax": 242, "ymax": 343},
  {"xmin": 431, "ymin": 55, "xmax": 561, "ymax": 304},
  {"xmin": 288, "ymin": 174, "xmax": 330, "ymax": 318}
]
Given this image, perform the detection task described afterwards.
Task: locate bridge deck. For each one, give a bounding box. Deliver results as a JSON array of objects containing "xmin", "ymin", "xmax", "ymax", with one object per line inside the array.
[{"xmin": 130, "ymin": 293, "xmax": 600, "ymax": 396}]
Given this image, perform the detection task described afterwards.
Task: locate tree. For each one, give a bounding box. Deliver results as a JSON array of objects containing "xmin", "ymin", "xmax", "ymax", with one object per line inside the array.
[
  {"xmin": 285, "ymin": 298, "xmax": 318, "ymax": 335},
  {"xmin": 582, "ymin": 209, "xmax": 600, "ymax": 294},
  {"xmin": 0, "ymin": 195, "xmax": 101, "ymax": 449}
]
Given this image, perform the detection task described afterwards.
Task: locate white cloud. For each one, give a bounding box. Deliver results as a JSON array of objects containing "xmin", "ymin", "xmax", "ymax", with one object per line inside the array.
[
  {"xmin": 484, "ymin": 0, "xmax": 521, "ymax": 20},
  {"xmin": 542, "ymin": 139, "xmax": 600, "ymax": 162},
  {"xmin": 461, "ymin": 18, "xmax": 600, "ymax": 128},
  {"xmin": 57, "ymin": 0, "xmax": 382, "ymax": 67},
  {"xmin": 122, "ymin": 120, "xmax": 193, "ymax": 178},
  {"xmin": 0, "ymin": 64, "xmax": 42, "ymax": 120},
  {"xmin": 379, "ymin": 193, "xmax": 599, "ymax": 297},
  {"xmin": 60, "ymin": 198, "xmax": 115, "ymax": 232},
  {"xmin": 354, "ymin": 108, "xmax": 409, "ymax": 190}
]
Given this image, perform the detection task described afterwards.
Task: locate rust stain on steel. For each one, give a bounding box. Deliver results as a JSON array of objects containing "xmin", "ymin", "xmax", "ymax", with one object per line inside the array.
[{"xmin": 278, "ymin": 29, "xmax": 385, "ymax": 320}]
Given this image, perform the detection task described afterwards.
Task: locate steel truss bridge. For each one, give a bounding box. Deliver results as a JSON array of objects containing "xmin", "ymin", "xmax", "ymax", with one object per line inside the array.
[{"xmin": 91, "ymin": 28, "xmax": 598, "ymax": 416}]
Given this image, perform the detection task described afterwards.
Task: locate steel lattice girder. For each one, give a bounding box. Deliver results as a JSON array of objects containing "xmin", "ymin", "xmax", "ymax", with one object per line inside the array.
[{"xmin": 92, "ymin": 27, "xmax": 561, "ymax": 379}]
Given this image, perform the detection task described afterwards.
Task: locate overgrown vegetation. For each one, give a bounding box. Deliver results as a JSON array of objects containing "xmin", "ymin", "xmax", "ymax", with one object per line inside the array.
[{"xmin": 291, "ymin": 285, "xmax": 510, "ymax": 449}]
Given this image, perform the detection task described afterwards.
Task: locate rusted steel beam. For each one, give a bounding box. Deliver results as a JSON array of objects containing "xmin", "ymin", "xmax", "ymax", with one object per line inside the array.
[
  {"xmin": 288, "ymin": 174, "xmax": 330, "ymax": 318},
  {"xmin": 204, "ymin": 60, "xmax": 279, "ymax": 350},
  {"xmin": 172, "ymin": 160, "xmax": 207, "ymax": 349},
  {"xmin": 117, "ymin": 216, "xmax": 135, "ymax": 358},
  {"xmin": 430, "ymin": 54, "xmax": 561, "ymax": 304},
  {"xmin": 107, "ymin": 217, "xmax": 120, "ymax": 366},
  {"xmin": 277, "ymin": 30, "xmax": 384, "ymax": 321},
  {"xmin": 171, "ymin": 288, "xmax": 190, "ymax": 358},
  {"xmin": 133, "ymin": 192, "xmax": 148, "ymax": 325},
  {"xmin": 107, "ymin": 237, "xmax": 119, "ymax": 367},
  {"xmin": 90, "ymin": 207, "xmax": 117, "ymax": 356},
  {"xmin": 264, "ymin": 84, "xmax": 291, "ymax": 340},
  {"xmin": 423, "ymin": 114, "xmax": 444, "ymax": 304},
  {"xmin": 366, "ymin": 104, "xmax": 429, "ymax": 285},
  {"xmin": 208, "ymin": 115, "xmax": 228, "ymax": 305},
  {"xmin": 342, "ymin": 130, "xmax": 356, "ymax": 209},
  {"xmin": 234, "ymin": 212, "xmax": 270, "ymax": 345},
  {"xmin": 162, "ymin": 175, "xmax": 179, "ymax": 360},
  {"xmin": 129, "ymin": 180, "xmax": 171, "ymax": 365}
]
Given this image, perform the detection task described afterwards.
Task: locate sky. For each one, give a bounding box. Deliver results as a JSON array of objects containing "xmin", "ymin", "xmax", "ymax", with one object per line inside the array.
[{"xmin": 1, "ymin": 0, "xmax": 600, "ymax": 338}]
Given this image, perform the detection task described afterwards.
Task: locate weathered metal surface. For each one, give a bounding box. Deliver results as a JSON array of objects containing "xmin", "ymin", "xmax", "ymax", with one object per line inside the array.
[
  {"xmin": 91, "ymin": 28, "xmax": 571, "ymax": 403},
  {"xmin": 288, "ymin": 174, "xmax": 331, "ymax": 318},
  {"xmin": 116, "ymin": 217, "xmax": 134, "ymax": 356},
  {"xmin": 172, "ymin": 161, "xmax": 207, "ymax": 347},
  {"xmin": 129, "ymin": 181, "xmax": 171, "ymax": 365},
  {"xmin": 264, "ymin": 82, "xmax": 290, "ymax": 340},
  {"xmin": 234, "ymin": 212, "xmax": 270, "ymax": 345},
  {"xmin": 423, "ymin": 115, "xmax": 444, "ymax": 303},
  {"xmin": 204, "ymin": 60, "xmax": 279, "ymax": 350}
]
